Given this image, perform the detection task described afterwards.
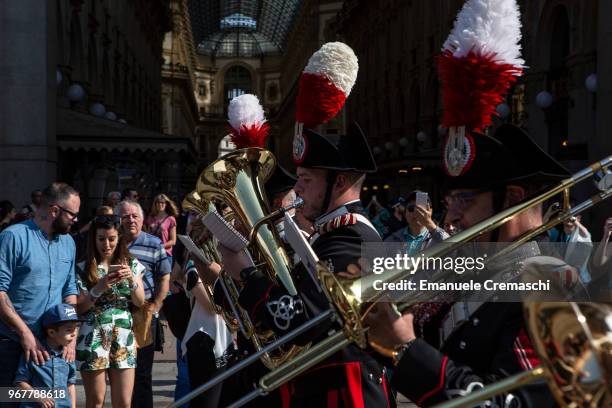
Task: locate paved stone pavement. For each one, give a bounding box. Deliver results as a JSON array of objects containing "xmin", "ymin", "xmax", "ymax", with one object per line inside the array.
[{"xmin": 75, "ymin": 323, "xmax": 416, "ymax": 407}]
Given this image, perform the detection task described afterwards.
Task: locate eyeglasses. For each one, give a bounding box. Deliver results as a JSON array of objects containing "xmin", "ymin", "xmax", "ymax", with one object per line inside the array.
[
  {"xmin": 406, "ymin": 204, "xmax": 416, "ymax": 213},
  {"xmin": 120, "ymin": 214, "xmax": 140, "ymax": 221},
  {"xmin": 54, "ymin": 205, "xmax": 79, "ymax": 221},
  {"xmin": 443, "ymin": 189, "xmax": 490, "ymax": 211},
  {"xmin": 94, "ymin": 215, "xmax": 121, "ymax": 226}
]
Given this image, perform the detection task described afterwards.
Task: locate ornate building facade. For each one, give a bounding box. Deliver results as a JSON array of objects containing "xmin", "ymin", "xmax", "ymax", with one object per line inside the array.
[
  {"xmin": 1, "ymin": 0, "xmax": 201, "ymax": 215},
  {"xmin": 188, "ymin": 0, "xmax": 343, "ymax": 167}
]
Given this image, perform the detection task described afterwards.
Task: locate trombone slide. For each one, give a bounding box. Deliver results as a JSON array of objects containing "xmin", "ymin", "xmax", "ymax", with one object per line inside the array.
[{"xmin": 432, "ymin": 367, "xmax": 546, "ymax": 408}]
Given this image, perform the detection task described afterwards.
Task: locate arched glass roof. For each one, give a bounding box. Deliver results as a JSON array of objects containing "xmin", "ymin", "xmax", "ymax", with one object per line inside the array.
[{"xmin": 188, "ymin": 0, "xmax": 303, "ymax": 58}]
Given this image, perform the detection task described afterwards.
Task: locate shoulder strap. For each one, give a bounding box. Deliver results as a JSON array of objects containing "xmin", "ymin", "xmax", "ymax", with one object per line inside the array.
[{"xmin": 310, "ymin": 212, "xmax": 380, "ymax": 243}]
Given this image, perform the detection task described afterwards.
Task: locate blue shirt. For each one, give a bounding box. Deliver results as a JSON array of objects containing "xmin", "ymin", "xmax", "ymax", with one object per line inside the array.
[
  {"xmin": 127, "ymin": 232, "xmax": 171, "ymax": 300},
  {"xmin": 14, "ymin": 340, "xmax": 75, "ymax": 408},
  {"xmin": 402, "ymin": 227, "xmax": 429, "ymax": 256},
  {"xmin": 0, "ymin": 220, "xmax": 78, "ymax": 341}
]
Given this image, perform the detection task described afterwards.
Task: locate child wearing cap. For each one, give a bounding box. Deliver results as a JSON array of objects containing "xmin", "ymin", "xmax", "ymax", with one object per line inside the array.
[{"xmin": 14, "ymin": 303, "xmax": 82, "ymax": 408}]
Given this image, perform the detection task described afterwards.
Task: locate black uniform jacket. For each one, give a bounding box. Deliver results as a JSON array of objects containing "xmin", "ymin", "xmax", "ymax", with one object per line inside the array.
[
  {"xmin": 394, "ymin": 302, "xmax": 557, "ymax": 407},
  {"xmin": 238, "ymin": 201, "xmax": 394, "ymax": 408}
]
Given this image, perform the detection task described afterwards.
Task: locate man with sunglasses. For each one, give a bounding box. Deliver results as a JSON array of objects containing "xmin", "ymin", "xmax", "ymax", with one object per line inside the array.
[
  {"xmin": 0, "ymin": 182, "xmax": 81, "ymax": 395},
  {"xmin": 384, "ymin": 191, "xmax": 449, "ymax": 255}
]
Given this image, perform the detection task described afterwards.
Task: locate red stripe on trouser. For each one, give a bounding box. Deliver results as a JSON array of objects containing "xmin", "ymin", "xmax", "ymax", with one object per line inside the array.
[
  {"xmin": 344, "ymin": 362, "xmax": 365, "ymax": 408},
  {"xmin": 381, "ymin": 371, "xmax": 390, "ymax": 407},
  {"xmin": 328, "ymin": 389, "xmax": 339, "ymax": 408},
  {"xmin": 280, "ymin": 383, "xmax": 291, "ymax": 408},
  {"xmin": 416, "ymin": 356, "xmax": 448, "ymax": 406}
]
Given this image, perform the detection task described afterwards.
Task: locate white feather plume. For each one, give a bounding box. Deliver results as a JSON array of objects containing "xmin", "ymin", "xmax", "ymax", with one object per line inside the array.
[
  {"xmin": 228, "ymin": 94, "xmax": 266, "ymax": 130},
  {"xmin": 443, "ymin": 0, "xmax": 525, "ymax": 68},
  {"xmin": 303, "ymin": 42, "xmax": 359, "ymax": 96}
]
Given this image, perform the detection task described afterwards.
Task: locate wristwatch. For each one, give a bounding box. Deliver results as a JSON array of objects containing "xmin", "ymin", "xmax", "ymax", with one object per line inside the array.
[{"xmin": 129, "ymin": 281, "xmax": 139, "ymax": 291}]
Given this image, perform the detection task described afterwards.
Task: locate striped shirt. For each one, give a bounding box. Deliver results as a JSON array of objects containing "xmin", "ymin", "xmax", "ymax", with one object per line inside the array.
[{"xmin": 127, "ymin": 232, "xmax": 171, "ymax": 300}]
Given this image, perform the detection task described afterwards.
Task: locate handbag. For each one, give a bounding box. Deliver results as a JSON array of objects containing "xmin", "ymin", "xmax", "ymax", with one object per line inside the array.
[
  {"xmin": 154, "ymin": 317, "xmax": 166, "ymax": 352},
  {"xmin": 131, "ymin": 307, "xmax": 154, "ymax": 348},
  {"xmin": 161, "ymin": 282, "xmax": 192, "ymax": 341}
]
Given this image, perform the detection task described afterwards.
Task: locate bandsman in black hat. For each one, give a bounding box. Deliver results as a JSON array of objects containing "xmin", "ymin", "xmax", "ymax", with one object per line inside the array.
[
  {"xmin": 219, "ymin": 42, "xmax": 393, "ymax": 407},
  {"xmin": 367, "ymin": 1, "xmax": 576, "ymax": 407}
]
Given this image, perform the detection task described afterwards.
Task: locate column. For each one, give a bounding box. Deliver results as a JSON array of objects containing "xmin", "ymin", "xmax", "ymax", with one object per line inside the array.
[{"xmin": 0, "ymin": 1, "xmax": 56, "ymax": 206}]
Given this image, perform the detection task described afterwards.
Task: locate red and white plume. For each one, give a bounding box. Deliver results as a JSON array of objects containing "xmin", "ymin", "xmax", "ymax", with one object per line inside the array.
[
  {"xmin": 227, "ymin": 94, "xmax": 270, "ymax": 149},
  {"xmin": 295, "ymin": 42, "xmax": 358, "ymax": 131},
  {"xmin": 438, "ymin": 0, "xmax": 525, "ymax": 132}
]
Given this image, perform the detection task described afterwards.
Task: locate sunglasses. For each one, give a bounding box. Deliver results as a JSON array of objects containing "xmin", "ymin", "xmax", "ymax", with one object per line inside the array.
[
  {"xmin": 443, "ymin": 189, "xmax": 490, "ymax": 211},
  {"xmin": 54, "ymin": 205, "xmax": 79, "ymax": 221}
]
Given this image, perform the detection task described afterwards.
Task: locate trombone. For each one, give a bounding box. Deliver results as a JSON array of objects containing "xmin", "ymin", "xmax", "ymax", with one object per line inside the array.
[{"xmin": 214, "ymin": 155, "xmax": 612, "ymax": 408}]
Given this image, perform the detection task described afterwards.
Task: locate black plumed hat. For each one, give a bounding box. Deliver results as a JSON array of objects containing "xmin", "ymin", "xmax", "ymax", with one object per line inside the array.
[
  {"xmin": 292, "ymin": 122, "xmax": 376, "ymax": 173},
  {"xmin": 443, "ymin": 124, "xmax": 570, "ymax": 190}
]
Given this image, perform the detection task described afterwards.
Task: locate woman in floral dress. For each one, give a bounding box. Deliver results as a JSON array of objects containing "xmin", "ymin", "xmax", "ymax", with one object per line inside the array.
[{"xmin": 76, "ymin": 215, "xmax": 145, "ymax": 408}]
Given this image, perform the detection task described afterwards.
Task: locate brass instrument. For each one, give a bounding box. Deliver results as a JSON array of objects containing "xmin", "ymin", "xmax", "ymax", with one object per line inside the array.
[
  {"xmin": 195, "ymin": 148, "xmax": 306, "ymax": 370},
  {"xmin": 219, "ymin": 156, "xmax": 612, "ymax": 407}
]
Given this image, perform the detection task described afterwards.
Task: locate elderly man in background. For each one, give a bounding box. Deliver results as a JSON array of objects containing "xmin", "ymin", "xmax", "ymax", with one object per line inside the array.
[
  {"xmin": 0, "ymin": 183, "xmax": 80, "ymax": 393},
  {"xmin": 106, "ymin": 191, "xmax": 121, "ymax": 210},
  {"xmin": 117, "ymin": 200, "xmax": 171, "ymax": 408}
]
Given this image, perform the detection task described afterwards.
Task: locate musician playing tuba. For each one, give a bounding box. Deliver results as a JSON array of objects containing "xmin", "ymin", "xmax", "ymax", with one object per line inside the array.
[{"xmin": 219, "ymin": 42, "xmax": 394, "ymax": 407}]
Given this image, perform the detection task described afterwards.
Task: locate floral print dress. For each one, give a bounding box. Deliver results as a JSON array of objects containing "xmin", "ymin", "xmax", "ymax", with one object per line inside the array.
[{"xmin": 75, "ymin": 258, "xmax": 144, "ymax": 371}]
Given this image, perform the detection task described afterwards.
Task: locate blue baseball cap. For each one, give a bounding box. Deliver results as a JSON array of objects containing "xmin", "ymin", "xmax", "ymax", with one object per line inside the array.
[{"xmin": 41, "ymin": 304, "xmax": 85, "ymax": 328}]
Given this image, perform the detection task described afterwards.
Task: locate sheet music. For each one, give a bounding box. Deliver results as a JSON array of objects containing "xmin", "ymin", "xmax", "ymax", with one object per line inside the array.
[
  {"xmin": 202, "ymin": 211, "xmax": 249, "ymax": 252},
  {"xmin": 177, "ymin": 234, "xmax": 211, "ymax": 266}
]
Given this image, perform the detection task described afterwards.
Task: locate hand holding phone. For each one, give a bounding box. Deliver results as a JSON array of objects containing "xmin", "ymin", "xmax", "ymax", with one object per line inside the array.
[
  {"xmin": 108, "ymin": 265, "xmax": 124, "ymax": 283},
  {"xmin": 415, "ymin": 191, "xmax": 429, "ymax": 208}
]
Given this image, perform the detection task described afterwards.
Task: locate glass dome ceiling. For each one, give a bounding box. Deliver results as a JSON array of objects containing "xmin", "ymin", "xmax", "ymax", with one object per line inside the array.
[{"xmin": 188, "ymin": 0, "xmax": 303, "ymax": 58}]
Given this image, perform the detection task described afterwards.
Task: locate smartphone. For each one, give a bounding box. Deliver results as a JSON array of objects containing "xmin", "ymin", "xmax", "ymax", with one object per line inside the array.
[
  {"xmin": 416, "ymin": 191, "xmax": 429, "ymax": 208},
  {"xmin": 108, "ymin": 264, "xmax": 122, "ymax": 278}
]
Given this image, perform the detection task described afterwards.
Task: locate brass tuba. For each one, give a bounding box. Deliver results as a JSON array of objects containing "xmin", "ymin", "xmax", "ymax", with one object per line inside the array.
[{"xmin": 195, "ymin": 147, "xmax": 305, "ymax": 369}]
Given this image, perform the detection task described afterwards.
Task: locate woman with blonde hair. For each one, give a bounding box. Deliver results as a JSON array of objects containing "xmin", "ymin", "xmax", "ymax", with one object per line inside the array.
[
  {"xmin": 76, "ymin": 215, "xmax": 145, "ymax": 408},
  {"xmin": 144, "ymin": 193, "xmax": 178, "ymax": 264}
]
